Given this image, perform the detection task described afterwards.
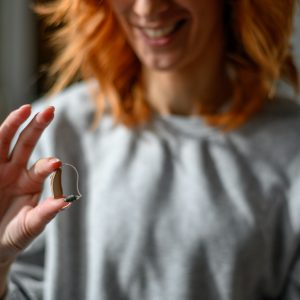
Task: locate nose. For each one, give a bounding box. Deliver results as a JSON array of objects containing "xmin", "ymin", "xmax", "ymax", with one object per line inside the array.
[{"xmin": 132, "ymin": 0, "xmax": 169, "ymax": 18}]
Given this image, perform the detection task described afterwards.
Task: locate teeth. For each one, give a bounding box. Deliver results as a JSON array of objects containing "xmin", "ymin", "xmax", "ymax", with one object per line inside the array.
[{"xmin": 142, "ymin": 24, "xmax": 176, "ymax": 38}]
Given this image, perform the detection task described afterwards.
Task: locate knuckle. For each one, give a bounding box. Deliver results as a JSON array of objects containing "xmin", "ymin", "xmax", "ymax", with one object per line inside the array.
[
  {"xmin": 20, "ymin": 139, "xmax": 36, "ymax": 150},
  {"xmin": 33, "ymin": 114, "xmax": 49, "ymax": 129},
  {"xmin": 27, "ymin": 169, "xmax": 44, "ymax": 185},
  {"xmin": 0, "ymin": 135, "xmax": 11, "ymax": 147},
  {"xmin": 4, "ymin": 231, "xmax": 23, "ymax": 253},
  {"xmin": 0, "ymin": 125, "xmax": 14, "ymax": 145},
  {"xmin": 21, "ymin": 220, "xmax": 36, "ymax": 241},
  {"xmin": 18, "ymin": 131, "xmax": 41, "ymax": 149},
  {"xmin": 21, "ymin": 216, "xmax": 40, "ymax": 244},
  {"xmin": 7, "ymin": 112, "xmax": 23, "ymax": 128}
]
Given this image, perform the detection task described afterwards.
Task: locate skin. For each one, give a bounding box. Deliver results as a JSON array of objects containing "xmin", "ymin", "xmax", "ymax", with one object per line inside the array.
[
  {"xmin": 109, "ymin": 0, "xmax": 229, "ymax": 115},
  {"xmin": 0, "ymin": 105, "xmax": 68, "ymax": 298}
]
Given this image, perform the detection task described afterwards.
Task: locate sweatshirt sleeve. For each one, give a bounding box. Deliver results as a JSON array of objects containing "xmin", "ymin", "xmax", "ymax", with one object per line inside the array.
[
  {"xmin": 281, "ymin": 258, "xmax": 300, "ymax": 299},
  {"xmin": 4, "ymin": 234, "xmax": 45, "ymax": 300},
  {"xmin": 279, "ymin": 155, "xmax": 300, "ymax": 299}
]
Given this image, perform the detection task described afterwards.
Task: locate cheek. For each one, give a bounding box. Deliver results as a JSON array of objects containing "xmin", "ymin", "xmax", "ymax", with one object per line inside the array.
[
  {"xmin": 108, "ymin": 0, "xmax": 131, "ymax": 15},
  {"xmin": 108, "ymin": 0, "xmax": 133, "ymax": 34},
  {"xmin": 189, "ymin": 1, "xmax": 223, "ymax": 36}
]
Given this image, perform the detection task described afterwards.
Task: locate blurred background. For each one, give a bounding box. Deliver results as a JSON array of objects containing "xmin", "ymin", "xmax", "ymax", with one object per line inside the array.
[
  {"xmin": 0, "ymin": 0, "xmax": 54, "ymax": 121},
  {"xmin": 0, "ymin": 1, "xmax": 300, "ymax": 121}
]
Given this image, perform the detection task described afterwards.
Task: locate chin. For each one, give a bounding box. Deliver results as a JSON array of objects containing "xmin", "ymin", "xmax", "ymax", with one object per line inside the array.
[{"xmin": 140, "ymin": 53, "xmax": 184, "ymax": 72}]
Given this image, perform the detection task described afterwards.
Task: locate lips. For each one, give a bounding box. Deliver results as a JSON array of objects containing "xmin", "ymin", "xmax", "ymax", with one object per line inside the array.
[
  {"xmin": 142, "ymin": 24, "xmax": 177, "ymax": 39},
  {"xmin": 135, "ymin": 20, "xmax": 186, "ymax": 40}
]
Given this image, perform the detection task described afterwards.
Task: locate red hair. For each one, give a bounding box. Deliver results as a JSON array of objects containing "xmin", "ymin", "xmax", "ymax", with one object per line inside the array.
[{"xmin": 37, "ymin": 0, "xmax": 299, "ymax": 129}]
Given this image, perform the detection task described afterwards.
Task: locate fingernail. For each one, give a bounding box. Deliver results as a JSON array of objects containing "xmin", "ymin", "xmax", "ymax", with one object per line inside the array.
[
  {"xmin": 19, "ymin": 104, "xmax": 31, "ymax": 110},
  {"xmin": 60, "ymin": 203, "xmax": 72, "ymax": 211},
  {"xmin": 48, "ymin": 106, "xmax": 55, "ymax": 112},
  {"xmin": 64, "ymin": 195, "xmax": 80, "ymax": 203},
  {"xmin": 48, "ymin": 157, "xmax": 61, "ymax": 164}
]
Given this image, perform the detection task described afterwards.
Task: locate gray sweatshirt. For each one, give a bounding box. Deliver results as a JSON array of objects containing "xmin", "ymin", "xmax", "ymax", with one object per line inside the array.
[{"xmin": 4, "ymin": 82, "xmax": 300, "ymax": 300}]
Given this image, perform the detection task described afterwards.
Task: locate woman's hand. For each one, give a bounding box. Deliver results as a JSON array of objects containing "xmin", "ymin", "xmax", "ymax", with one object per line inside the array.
[{"xmin": 0, "ymin": 105, "xmax": 67, "ymax": 266}]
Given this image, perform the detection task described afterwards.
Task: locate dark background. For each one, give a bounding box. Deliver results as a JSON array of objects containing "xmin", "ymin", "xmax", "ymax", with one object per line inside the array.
[{"xmin": 0, "ymin": 0, "xmax": 55, "ymax": 121}]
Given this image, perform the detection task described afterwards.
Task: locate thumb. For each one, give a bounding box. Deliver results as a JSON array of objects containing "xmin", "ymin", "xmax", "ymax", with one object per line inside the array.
[
  {"xmin": 0, "ymin": 197, "xmax": 70, "ymax": 264},
  {"xmin": 25, "ymin": 197, "xmax": 69, "ymax": 237}
]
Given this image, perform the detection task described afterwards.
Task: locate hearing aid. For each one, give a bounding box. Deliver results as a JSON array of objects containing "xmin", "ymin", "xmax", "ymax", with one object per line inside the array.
[{"xmin": 50, "ymin": 163, "xmax": 82, "ymax": 202}]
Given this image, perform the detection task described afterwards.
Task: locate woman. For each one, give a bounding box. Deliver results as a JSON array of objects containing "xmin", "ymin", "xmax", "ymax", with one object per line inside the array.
[{"xmin": 0, "ymin": 0, "xmax": 300, "ymax": 299}]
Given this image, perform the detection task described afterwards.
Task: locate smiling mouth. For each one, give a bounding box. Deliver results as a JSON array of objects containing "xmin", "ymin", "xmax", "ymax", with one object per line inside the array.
[{"xmin": 137, "ymin": 20, "xmax": 186, "ymax": 39}]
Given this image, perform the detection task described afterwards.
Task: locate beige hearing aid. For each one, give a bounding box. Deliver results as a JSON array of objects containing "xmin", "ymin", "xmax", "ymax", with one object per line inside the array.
[
  {"xmin": 50, "ymin": 168, "xmax": 63, "ymax": 199},
  {"xmin": 50, "ymin": 164, "xmax": 82, "ymax": 203}
]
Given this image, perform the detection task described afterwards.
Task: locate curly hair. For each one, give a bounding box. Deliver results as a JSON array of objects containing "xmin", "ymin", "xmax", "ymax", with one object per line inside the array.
[{"xmin": 37, "ymin": 0, "xmax": 299, "ymax": 129}]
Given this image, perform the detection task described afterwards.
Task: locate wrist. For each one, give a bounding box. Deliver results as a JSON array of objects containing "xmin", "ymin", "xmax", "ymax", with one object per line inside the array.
[
  {"xmin": 0, "ymin": 261, "xmax": 11, "ymax": 300},
  {"xmin": 0, "ymin": 284, "xmax": 7, "ymax": 300}
]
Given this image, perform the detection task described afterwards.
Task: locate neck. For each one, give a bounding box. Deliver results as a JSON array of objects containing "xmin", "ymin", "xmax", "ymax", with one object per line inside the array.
[{"xmin": 143, "ymin": 36, "xmax": 230, "ymax": 116}]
